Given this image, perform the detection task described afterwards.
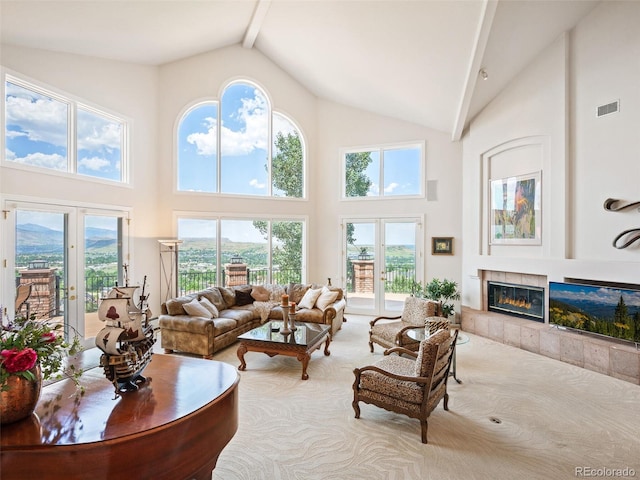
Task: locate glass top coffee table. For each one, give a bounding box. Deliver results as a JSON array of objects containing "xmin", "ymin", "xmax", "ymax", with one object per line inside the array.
[{"xmin": 236, "ymin": 321, "xmax": 331, "ymax": 380}]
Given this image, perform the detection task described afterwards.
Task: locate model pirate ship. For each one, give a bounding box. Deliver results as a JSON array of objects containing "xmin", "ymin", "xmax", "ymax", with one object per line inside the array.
[{"xmin": 95, "ymin": 274, "xmax": 155, "ymax": 395}]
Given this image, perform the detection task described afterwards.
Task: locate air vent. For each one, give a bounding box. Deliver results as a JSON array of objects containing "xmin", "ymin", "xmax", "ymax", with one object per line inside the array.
[{"xmin": 597, "ymin": 100, "xmax": 619, "ymax": 117}]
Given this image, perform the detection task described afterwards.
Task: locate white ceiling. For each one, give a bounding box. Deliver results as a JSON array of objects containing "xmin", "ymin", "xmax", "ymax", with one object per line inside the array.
[{"xmin": 0, "ymin": 0, "xmax": 600, "ymax": 139}]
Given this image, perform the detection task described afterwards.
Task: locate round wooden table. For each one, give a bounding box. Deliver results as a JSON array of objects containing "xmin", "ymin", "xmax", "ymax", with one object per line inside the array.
[{"xmin": 1, "ymin": 352, "xmax": 239, "ymax": 480}]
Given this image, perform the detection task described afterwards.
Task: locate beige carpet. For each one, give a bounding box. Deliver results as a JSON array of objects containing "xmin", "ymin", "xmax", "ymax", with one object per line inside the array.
[{"xmin": 208, "ymin": 315, "xmax": 640, "ymax": 480}]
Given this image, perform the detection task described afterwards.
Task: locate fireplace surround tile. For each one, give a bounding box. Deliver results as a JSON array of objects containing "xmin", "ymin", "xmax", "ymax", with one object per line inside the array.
[
  {"xmin": 539, "ymin": 330, "xmax": 560, "ymax": 360},
  {"xmin": 559, "ymin": 336, "xmax": 584, "ymax": 367},
  {"xmin": 520, "ymin": 326, "xmax": 540, "ymax": 353},
  {"xmin": 583, "ymin": 341, "xmax": 610, "ymax": 375},
  {"xmin": 503, "ymin": 322, "xmax": 521, "ymax": 347},
  {"xmin": 610, "ymin": 347, "xmax": 640, "ymax": 383},
  {"xmin": 488, "ymin": 317, "xmax": 504, "ymax": 342},
  {"xmin": 462, "ymin": 306, "xmax": 640, "ymax": 385},
  {"xmin": 505, "ymin": 272, "xmax": 522, "ymax": 285}
]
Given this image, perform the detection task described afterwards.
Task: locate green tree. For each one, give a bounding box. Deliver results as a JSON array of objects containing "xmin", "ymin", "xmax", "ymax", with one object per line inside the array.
[
  {"xmin": 254, "ymin": 131, "xmax": 304, "ymax": 282},
  {"xmin": 613, "ymin": 295, "xmax": 633, "ymax": 340},
  {"xmin": 271, "ymin": 131, "xmax": 303, "ymax": 197},
  {"xmin": 344, "ymin": 152, "xmax": 373, "ymax": 244}
]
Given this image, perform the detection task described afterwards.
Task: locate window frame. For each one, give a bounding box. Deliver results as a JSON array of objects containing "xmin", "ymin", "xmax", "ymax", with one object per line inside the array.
[
  {"xmin": 174, "ymin": 80, "xmax": 307, "ymax": 200},
  {"xmin": 340, "ymin": 141, "xmax": 426, "ymax": 200},
  {"xmin": 174, "ymin": 212, "xmax": 308, "ymax": 293},
  {"xmin": 2, "ymin": 70, "xmax": 130, "ymax": 185}
]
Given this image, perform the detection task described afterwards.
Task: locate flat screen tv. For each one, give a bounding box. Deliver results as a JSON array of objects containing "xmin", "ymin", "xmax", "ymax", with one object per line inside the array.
[{"xmin": 548, "ymin": 281, "xmax": 640, "ymax": 344}]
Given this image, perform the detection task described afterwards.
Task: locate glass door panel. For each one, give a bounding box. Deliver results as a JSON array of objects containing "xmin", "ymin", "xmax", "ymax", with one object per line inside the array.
[
  {"xmin": 345, "ymin": 221, "xmax": 376, "ymax": 312},
  {"xmin": 83, "ymin": 215, "xmax": 122, "ymax": 340},
  {"xmin": 344, "ymin": 217, "xmax": 422, "ymax": 316},
  {"xmin": 382, "ymin": 220, "xmax": 418, "ymax": 313},
  {"xmin": 15, "ymin": 209, "xmax": 69, "ymax": 332}
]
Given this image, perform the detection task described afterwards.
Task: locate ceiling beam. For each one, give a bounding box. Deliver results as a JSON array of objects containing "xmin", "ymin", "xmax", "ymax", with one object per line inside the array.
[
  {"xmin": 451, "ymin": 0, "xmax": 498, "ymax": 142},
  {"xmin": 242, "ymin": 0, "xmax": 272, "ymax": 49}
]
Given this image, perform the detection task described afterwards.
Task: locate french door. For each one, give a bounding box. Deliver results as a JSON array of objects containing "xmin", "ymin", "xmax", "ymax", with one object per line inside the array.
[
  {"xmin": 342, "ymin": 216, "xmax": 423, "ymax": 316},
  {"xmin": 4, "ymin": 200, "xmax": 129, "ymax": 348}
]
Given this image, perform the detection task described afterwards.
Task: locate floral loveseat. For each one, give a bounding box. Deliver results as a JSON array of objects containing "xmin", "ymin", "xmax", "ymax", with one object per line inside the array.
[{"xmin": 159, "ymin": 283, "xmax": 346, "ymax": 358}]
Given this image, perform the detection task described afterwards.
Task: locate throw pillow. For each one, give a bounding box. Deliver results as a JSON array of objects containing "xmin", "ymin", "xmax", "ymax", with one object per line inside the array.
[
  {"xmin": 200, "ymin": 287, "xmax": 226, "ymax": 312},
  {"xmin": 287, "ymin": 282, "xmax": 310, "ymax": 304},
  {"xmin": 166, "ymin": 298, "xmax": 187, "ymax": 315},
  {"xmin": 218, "ymin": 287, "xmax": 236, "ymax": 308},
  {"xmin": 182, "ymin": 298, "xmax": 212, "ymax": 318},
  {"xmin": 235, "ymin": 288, "xmax": 254, "ymax": 306},
  {"xmin": 251, "ymin": 285, "xmax": 270, "ymax": 302},
  {"xmin": 298, "ymin": 287, "xmax": 322, "ymax": 310},
  {"xmin": 327, "ymin": 286, "xmax": 344, "ymax": 301},
  {"xmin": 315, "ymin": 287, "xmax": 339, "ymax": 311},
  {"xmin": 199, "ymin": 297, "xmax": 219, "ymax": 318}
]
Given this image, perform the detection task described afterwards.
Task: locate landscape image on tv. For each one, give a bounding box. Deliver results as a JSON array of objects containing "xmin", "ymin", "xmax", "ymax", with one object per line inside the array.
[{"xmin": 549, "ymin": 281, "xmax": 640, "ymax": 343}]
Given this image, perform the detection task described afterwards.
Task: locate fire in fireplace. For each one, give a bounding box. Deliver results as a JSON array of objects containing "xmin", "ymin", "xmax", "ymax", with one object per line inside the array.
[{"xmin": 487, "ymin": 281, "xmax": 544, "ymax": 322}]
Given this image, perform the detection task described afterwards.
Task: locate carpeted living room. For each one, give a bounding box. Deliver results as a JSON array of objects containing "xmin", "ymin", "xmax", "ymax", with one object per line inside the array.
[{"xmin": 208, "ymin": 314, "xmax": 640, "ymax": 480}]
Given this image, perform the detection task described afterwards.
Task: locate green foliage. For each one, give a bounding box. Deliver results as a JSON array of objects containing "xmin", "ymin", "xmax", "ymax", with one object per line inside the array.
[
  {"xmin": 410, "ymin": 278, "xmax": 461, "ymax": 317},
  {"xmin": 272, "ymin": 131, "xmax": 303, "ymax": 198},
  {"xmin": 345, "ymin": 152, "xmax": 373, "ymax": 244},
  {"xmin": 0, "ymin": 315, "xmax": 83, "ymax": 391},
  {"xmin": 549, "ymin": 297, "xmax": 640, "ymax": 342}
]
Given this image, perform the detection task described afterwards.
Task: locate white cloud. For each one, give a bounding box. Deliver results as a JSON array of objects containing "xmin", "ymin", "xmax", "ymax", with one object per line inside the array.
[
  {"xmin": 10, "ymin": 152, "xmax": 66, "ymax": 170},
  {"xmin": 384, "ymin": 182, "xmax": 400, "ymax": 193},
  {"xmin": 5, "ymin": 148, "xmax": 16, "ymax": 161},
  {"xmin": 187, "ymin": 117, "xmax": 217, "ymax": 155},
  {"xmin": 249, "ymin": 179, "xmax": 266, "ymax": 189},
  {"xmin": 5, "ymin": 94, "xmax": 68, "ymax": 147},
  {"xmin": 186, "ymin": 89, "xmax": 270, "ymax": 159},
  {"xmin": 221, "ymin": 92, "xmax": 268, "ymax": 156},
  {"xmin": 77, "ymin": 114, "xmax": 121, "ymax": 151},
  {"xmin": 78, "ymin": 156, "xmax": 110, "ymax": 171}
]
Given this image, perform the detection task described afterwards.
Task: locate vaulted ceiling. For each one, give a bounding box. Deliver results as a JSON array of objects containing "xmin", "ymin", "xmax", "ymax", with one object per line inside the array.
[{"xmin": 0, "ymin": 0, "xmax": 600, "ymax": 140}]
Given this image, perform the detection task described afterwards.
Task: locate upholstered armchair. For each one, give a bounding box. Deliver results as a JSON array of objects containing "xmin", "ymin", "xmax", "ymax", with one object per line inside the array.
[
  {"xmin": 352, "ymin": 328, "xmax": 458, "ymax": 444},
  {"xmin": 368, "ymin": 296, "xmax": 440, "ymax": 353}
]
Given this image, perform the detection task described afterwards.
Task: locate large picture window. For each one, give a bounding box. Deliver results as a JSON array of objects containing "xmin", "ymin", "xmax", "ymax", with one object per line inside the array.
[
  {"xmin": 343, "ymin": 143, "xmax": 423, "ymax": 198},
  {"xmin": 4, "ymin": 75, "xmax": 126, "ymax": 183},
  {"xmin": 177, "ymin": 215, "xmax": 305, "ymax": 294},
  {"xmin": 176, "ymin": 81, "xmax": 305, "ymax": 198}
]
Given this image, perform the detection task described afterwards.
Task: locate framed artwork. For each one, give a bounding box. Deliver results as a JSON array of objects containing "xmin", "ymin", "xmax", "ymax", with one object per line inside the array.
[
  {"xmin": 490, "ymin": 171, "xmax": 541, "ymax": 245},
  {"xmin": 432, "ymin": 237, "xmax": 453, "ymax": 255}
]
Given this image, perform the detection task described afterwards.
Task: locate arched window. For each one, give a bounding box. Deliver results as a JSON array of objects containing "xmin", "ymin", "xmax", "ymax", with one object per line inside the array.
[
  {"xmin": 176, "ymin": 82, "xmax": 305, "ymax": 198},
  {"xmin": 177, "ymin": 102, "xmax": 218, "ymax": 192}
]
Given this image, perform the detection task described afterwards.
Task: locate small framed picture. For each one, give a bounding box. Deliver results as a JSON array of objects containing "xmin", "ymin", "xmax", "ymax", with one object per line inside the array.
[{"xmin": 432, "ymin": 237, "xmax": 453, "ymax": 255}]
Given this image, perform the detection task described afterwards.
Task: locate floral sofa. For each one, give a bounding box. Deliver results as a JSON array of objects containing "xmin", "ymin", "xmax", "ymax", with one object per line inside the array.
[{"xmin": 158, "ymin": 283, "xmax": 346, "ymax": 359}]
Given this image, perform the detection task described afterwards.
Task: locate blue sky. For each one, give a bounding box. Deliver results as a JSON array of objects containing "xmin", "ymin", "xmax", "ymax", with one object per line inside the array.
[
  {"xmin": 178, "ymin": 83, "xmax": 297, "ymax": 195},
  {"xmin": 5, "ymin": 80, "xmax": 122, "ymax": 181},
  {"xmin": 550, "ymin": 282, "xmax": 640, "ymax": 308},
  {"xmin": 17, "ymin": 210, "xmax": 119, "ymax": 232},
  {"xmin": 361, "ymin": 147, "xmax": 421, "ymax": 196}
]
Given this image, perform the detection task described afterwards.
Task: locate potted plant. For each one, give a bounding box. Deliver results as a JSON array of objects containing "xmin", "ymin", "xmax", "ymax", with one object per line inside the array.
[
  {"xmin": 410, "ymin": 278, "xmax": 461, "ymax": 318},
  {"xmin": 1, "ymin": 313, "xmax": 83, "ymax": 423}
]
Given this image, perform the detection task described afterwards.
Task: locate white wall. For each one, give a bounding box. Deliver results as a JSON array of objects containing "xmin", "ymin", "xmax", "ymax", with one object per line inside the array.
[
  {"xmin": 315, "ymin": 100, "xmax": 463, "ymax": 290},
  {"xmin": 0, "ymin": 45, "xmax": 160, "ymax": 310},
  {"xmin": 461, "ymin": 1, "xmax": 640, "ymax": 311},
  {"xmin": 156, "ymin": 44, "xmax": 317, "ymax": 224}
]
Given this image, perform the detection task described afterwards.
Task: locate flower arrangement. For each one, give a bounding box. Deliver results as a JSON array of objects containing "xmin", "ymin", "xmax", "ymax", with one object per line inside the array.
[{"xmin": 1, "ymin": 312, "xmax": 83, "ymax": 392}]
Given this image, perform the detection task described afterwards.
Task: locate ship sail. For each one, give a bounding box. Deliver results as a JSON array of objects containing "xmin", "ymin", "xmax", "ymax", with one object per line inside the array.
[{"xmin": 97, "ymin": 297, "xmax": 130, "ymax": 324}]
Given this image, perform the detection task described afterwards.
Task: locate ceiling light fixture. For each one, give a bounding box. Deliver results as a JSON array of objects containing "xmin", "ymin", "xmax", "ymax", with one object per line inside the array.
[{"xmin": 479, "ymin": 68, "xmax": 488, "ymax": 81}]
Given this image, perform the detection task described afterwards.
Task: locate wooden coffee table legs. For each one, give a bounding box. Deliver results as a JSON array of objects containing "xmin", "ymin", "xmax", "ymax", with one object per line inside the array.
[{"xmin": 236, "ymin": 335, "xmax": 331, "ymax": 380}]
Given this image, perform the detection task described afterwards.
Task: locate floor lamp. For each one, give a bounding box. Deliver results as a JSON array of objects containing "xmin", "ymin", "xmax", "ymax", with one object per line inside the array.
[{"xmin": 158, "ymin": 239, "xmax": 182, "ymax": 302}]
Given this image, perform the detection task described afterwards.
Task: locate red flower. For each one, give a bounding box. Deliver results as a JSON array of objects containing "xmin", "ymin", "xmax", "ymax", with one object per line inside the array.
[
  {"xmin": 1, "ymin": 348, "xmax": 38, "ymax": 373},
  {"xmin": 41, "ymin": 332, "xmax": 57, "ymax": 344}
]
